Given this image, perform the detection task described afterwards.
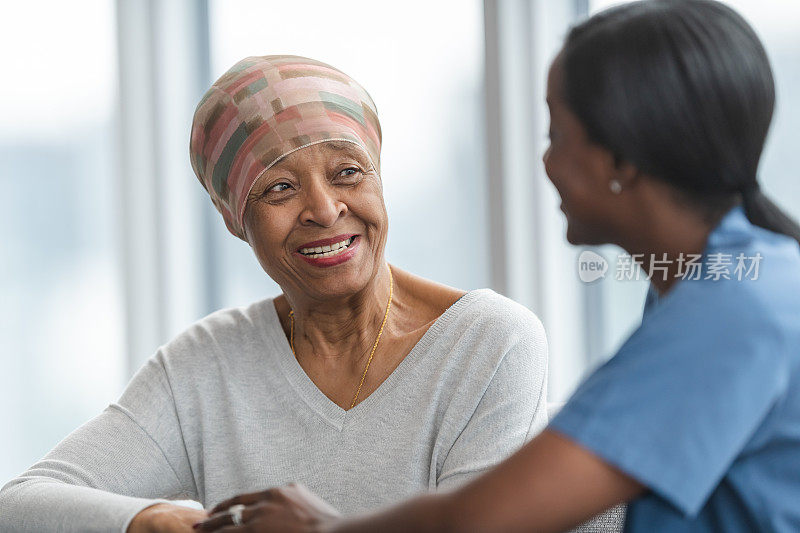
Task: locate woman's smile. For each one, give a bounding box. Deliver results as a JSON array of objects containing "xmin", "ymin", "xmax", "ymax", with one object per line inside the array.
[{"xmin": 293, "ymin": 234, "xmax": 361, "ymax": 267}]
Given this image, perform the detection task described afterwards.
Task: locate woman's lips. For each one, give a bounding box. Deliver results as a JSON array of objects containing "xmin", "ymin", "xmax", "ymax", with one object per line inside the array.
[{"xmin": 293, "ymin": 235, "xmax": 361, "ymax": 268}]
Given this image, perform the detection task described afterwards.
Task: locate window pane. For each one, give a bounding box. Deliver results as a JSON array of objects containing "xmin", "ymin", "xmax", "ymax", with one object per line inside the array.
[
  {"xmin": 0, "ymin": 1, "xmax": 123, "ymax": 482},
  {"xmin": 208, "ymin": 0, "xmax": 488, "ymax": 307}
]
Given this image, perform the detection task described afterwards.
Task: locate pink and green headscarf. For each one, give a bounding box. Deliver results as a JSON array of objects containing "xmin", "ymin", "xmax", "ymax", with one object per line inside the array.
[{"xmin": 189, "ymin": 55, "xmax": 383, "ymax": 241}]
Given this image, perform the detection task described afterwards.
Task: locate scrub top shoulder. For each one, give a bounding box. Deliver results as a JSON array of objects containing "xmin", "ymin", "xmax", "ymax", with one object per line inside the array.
[{"xmin": 550, "ymin": 205, "xmax": 800, "ymax": 532}]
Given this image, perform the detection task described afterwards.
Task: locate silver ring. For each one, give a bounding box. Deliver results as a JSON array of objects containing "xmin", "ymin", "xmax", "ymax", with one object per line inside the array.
[{"xmin": 229, "ymin": 504, "xmax": 246, "ymax": 526}]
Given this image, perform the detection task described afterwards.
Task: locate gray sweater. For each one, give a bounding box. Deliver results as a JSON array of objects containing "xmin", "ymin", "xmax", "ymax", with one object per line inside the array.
[{"xmin": 0, "ymin": 289, "xmax": 548, "ymax": 533}]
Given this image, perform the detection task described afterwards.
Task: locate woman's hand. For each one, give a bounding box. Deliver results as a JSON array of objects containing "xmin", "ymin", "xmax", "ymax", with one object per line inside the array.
[
  {"xmin": 194, "ymin": 483, "xmax": 341, "ymax": 532},
  {"xmin": 128, "ymin": 503, "xmax": 209, "ymax": 533}
]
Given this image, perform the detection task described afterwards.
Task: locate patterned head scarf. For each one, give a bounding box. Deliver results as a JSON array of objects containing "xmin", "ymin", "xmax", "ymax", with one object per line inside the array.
[{"xmin": 190, "ymin": 55, "xmax": 383, "ymax": 241}]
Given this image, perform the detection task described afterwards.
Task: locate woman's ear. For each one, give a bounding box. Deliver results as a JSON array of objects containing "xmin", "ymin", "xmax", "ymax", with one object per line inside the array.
[{"xmin": 613, "ymin": 155, "xmax": 641, "ymax": 190}]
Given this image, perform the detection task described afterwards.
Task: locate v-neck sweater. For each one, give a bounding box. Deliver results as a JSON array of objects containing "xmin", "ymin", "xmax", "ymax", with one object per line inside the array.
[{"xmin": 0, "ymin": 288, "xmax": 548, "ymax": 532}]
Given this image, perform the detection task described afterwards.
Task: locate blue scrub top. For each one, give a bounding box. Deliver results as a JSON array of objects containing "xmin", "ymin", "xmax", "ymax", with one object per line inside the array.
[{"xmin": 551, "ymin": 205, "xmax": 800, "ymax": 531}]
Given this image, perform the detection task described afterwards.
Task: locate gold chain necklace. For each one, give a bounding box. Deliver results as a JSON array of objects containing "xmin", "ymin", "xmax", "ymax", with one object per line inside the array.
[{"xmin": 289, "ymin": 266, "xmax": 393, "ymax": 409}]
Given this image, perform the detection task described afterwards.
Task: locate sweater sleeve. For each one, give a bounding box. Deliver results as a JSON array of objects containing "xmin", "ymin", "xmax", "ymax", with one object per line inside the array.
[
  {"xmin": 0, "ymin": 351, "xmax": 197, "ymax": 533},
  {"xmin": 436, "ymin": 309, "xmax": 549, "ymax": 491}
]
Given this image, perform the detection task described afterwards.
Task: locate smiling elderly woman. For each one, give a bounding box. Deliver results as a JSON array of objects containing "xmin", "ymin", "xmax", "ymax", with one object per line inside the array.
[{"xmin": 0, "ymin": 55, "xmax": 548, "ymax": 533}]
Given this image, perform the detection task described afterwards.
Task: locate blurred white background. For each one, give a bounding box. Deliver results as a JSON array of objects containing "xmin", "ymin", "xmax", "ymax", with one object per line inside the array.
[{"xmin": 1, "ymin": 0, "xmax": 798, "ymax": 484}]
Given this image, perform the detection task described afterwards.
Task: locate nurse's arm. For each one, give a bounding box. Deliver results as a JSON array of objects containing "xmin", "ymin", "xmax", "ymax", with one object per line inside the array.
[{"xmin": 327, "ymin": 429, "xmax": 645, "ymax": 533}]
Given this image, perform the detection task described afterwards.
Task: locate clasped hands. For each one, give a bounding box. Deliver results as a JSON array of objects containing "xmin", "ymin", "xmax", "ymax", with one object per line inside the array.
[{"xmin": 193, "ymin": 483, "xmax": 341, "ymax": 533}]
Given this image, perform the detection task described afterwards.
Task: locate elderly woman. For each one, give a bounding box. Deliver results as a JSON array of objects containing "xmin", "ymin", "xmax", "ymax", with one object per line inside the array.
[{"xmin": 0, "ymin": 55, "xmax": 548, "ymax": 532}]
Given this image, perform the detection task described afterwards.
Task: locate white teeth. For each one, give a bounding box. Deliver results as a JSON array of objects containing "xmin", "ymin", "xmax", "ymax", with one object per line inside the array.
[{"xmin": 299, "ymin": 236, "xmax": 355, "ymax": 258}]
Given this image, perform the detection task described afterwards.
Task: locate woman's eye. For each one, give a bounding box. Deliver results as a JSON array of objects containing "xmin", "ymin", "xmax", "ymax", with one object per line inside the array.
[
  {"xmin": 336, "ymin": 167, "xmax": 362, "ymax": 181},
  {"xmin": 268, "ymin": 182, "xmax": 291, "ymax": 193}
]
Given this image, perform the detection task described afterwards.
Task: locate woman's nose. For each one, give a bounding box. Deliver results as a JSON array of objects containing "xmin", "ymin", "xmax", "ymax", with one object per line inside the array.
[{"xmin": 299, "ymin": 182, "xmax": 347, "ymax": 227}]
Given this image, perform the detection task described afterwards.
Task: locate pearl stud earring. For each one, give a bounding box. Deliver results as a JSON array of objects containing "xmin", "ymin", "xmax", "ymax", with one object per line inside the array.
[{"xmin": 609, "ymin": 180, "xmax": 622, "ymax": 194}]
